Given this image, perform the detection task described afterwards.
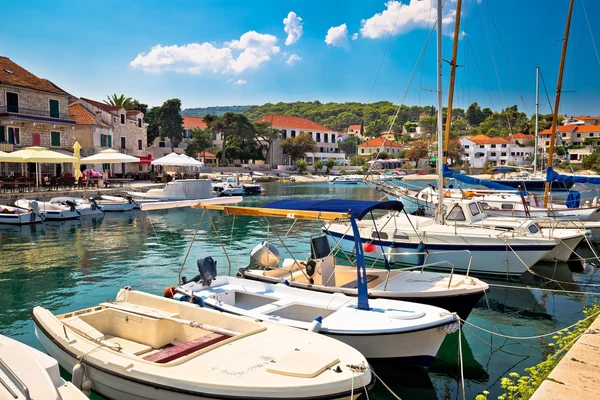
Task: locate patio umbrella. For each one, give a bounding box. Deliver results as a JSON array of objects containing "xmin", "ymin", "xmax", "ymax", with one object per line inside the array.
[
  {"xmin": 0, "ymin": 146, "xmax": 77, "ymax": 187},
  {"xmin": 151, "ymin": 152, "xmax": 197, "ymax": 166},
  {"xmin": 179, "ymin": 154, "xmax": 204, "ymax": 167},
  {"xmin": 73, "ymin": 141, "xmax": 83, "ymax": 179},
  {"xmin": 80, "ymin": 148, "xmax": 140, "ymax": 164}
]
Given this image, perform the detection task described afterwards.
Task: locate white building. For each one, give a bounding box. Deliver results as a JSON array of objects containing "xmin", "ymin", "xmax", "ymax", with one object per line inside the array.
[{"xmin": 461, "ymin": 134, "xmax": 534, "ymax": 167}]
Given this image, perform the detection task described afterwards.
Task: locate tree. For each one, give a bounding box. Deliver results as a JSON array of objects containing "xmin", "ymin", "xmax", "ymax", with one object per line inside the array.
[
  {"xmin": 338, "ymin": 135, "xmax": 361, "ymax": 155},
  {"xmin": 466, "ymin": 102, "xmax": 484, "ymax": 127},
  {"xmin": 453, "ymin": 117, "xmax": 467, "ymax": 132},
  {"xmin": 296, "ymin": 159, "xmax": 308, "ymax": 174},
  {"xmin": 204, "ymin": 113, "xmax": 255, "ymax": 166},
  {"xmin": 104, "ymin": 94, "xmax": 132, "ymax": 109},
  {"xmin": 349, "ymin": 155, "xmax": 366, "ymax": 166},
  {"xmin": 145, "ymin": 106, "xmax": 160, "ymax": 146},
  {"xmin": 129, "ymin": 99, "xmax": 148, "ymax": 115},
  {"xmin": 418, "ymin": 116, "xmax": 437, "ymax": 136},
  {"xmin": 157, "ymin": 99, "xmax": 184, "ymax": 152},
  {"xmin": 325, "ymin": 158, "xmax": 336, "ymax": 174},
  {"xmin": 313, "ymin": 159, "xmax": 324, "ymax": 174},
  {"xmin": 281, "ymin": 132, "xmax": 318, "ymax": 163},
  {"xmin": 446, "ymin": 140, "xmax": 465, "ymax": 165},
  {"xmin": 406, "ymin": 141, "xmax": 429, "ymax": 161},
  {"xmin": 253, "ymin": 121, "xmax": 280, "ymax": 167},
  {"xmin": 376, "ymin": 151, "xmax": 390, "ymax": 160},
  {"xmin": 185, "ymin": 128, "xmax": 213, "ymax": 158}
]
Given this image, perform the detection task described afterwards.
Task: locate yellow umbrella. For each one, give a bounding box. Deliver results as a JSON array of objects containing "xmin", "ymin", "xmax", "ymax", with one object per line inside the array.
[
  {"xmin": 0, "ymin": 146, "xmax": 76, "ymax": 187},
  {"xmin": 73, "ymin": 141, "xmax": 83, "ymax": 179}
]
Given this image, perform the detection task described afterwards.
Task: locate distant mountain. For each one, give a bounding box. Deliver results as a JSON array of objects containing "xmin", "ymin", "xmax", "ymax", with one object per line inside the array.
[{"xmin": 181, "ymin": 105, "xmax": 251, "ymax": 117}]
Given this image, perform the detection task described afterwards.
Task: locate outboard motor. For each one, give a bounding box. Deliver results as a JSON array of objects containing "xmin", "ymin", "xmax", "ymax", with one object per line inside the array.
[
  {"xmin": 89, "ymin": 198, "xmax": 100, "ymax": 211},
  {"xmin": 411, "ymin": 206, "xmax": 426, "ymax": 216},
  {"xmin": 65, "ymin": 200, "xmax": 77, "ymax": 213},
  {"xmin": 126, "ymin": 195, "xmax": 133, "ymax": 204},
  {"xmin": 182, "ymin": 257, "xmax": 217, "ymax": 287},
  {"xmin": 247, "ymin": 241, "xmax": 281, "ymax": 270},
  {"xmin": 29, "ymin": 200, "xmax": 41, "ymax": 221}
]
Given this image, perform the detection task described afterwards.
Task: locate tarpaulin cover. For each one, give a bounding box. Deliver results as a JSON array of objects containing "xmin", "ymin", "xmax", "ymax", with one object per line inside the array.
[
  {"xmin": 546, "ymin": 167, "xmax": 600, "ymax": 184},
  {"xmin": 264, "ymin": 199, "xmax": 404, "ymax": 220},
  {"xmin": 442, "ymin": 165, "xmax": 517, "ymax": 191}
]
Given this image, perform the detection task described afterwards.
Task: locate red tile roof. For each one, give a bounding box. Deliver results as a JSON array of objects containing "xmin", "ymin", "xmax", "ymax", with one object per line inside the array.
[
  {"xmin": 0, "ymin": 56, "xmax": 68, "ymax": 95},
  {"xmin": 348, "ymin": 125, "xmax": 361, "ymax": 131},
  {"xmin": 539, "ymin": 125, "xmax": 578, "ymax": 135},
  {"xmin": 507, "ymin": 133, "xmax": 534, "ymax": 140},
  {"xmin": 68, "ymin": 103, "xmax": 109, "ymax": 127},
  {"xmin": 126, "ymin": 110, "xmax": 142, "ymax": 115},
  {"xmin": 467, "ymin": 135, "xmax": 511, "ymax": 145},
  {"xmin": 572, "ymin": 125, "xmax": 600, "ymax": 132},
  {"xmin": 198, "ymin": 151, "xmax": 216, "ymax": 158},
  {"xmin": 80, "ymin": 97, "xmax": 125, "ymax": 115},
  {"xmin": 572, "ymin": 115, "xmax": 600, "ymax": 121},
  {"xmin": 182, "ymin": 116, "xmax": 207, "ymax": 129},
  {"xmin": 358, "ymin": 137, "xmax": 402, "ymax": 147},
  {"xmin": 255, "ymin": 114, "xmax": 334, "ymax": 132}
]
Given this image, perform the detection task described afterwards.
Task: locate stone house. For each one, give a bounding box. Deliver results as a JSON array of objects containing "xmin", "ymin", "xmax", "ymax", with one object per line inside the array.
[
  {"xmin": 0, "ymin": 56, "xmax": 76, "ymax": 176},
  {"xmin": 357, "ymin": 137, "xmax": 402, "ymax": 159}
]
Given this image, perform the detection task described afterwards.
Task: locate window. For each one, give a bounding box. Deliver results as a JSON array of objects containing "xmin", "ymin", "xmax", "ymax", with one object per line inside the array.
[
  {"xmin": 491, "ymin": 144, "xmax": 496, "ymax": 148},
  {"xmin": 562, "ymin": 133, "xmax": 567, "ymax": 137},
  {"xmin": 7, "ymin": 127, "xmax": 19, "ymax": 144},
  {"xmin": 50, "ymin": 131, "xmax": 61, "ymax": 147},
  {"xmin": 6, "ymin": 92, "xmax": 18, "ymax": 113},
  {"xmin": 447, "ymin": 205, "xmax": 466, "ymax": 221},
  {"xmin": 120, "ymin": 114, "xmax": 125, "ymax": 124},
  {"xmin": 479, "ymin": 145, "xmax": 484, "ymax": 148},
  {"xmin": 137, "ymin": 118, "xmax": 142, "ymax": 128},
  {"xmin": 490, "ymin": 152, "xmax": 496, "ymax": 156},
  {"xmin": 501, "ymin": 204, "xmax": 514, "ymax": 210},
  {"xmin": 501, "ymin": 152, "xmax": 507, "ymax": 156},
  {"xmin": 501, "ymin": 144, "xmax": 507, "ymax": 148},
  {"xmin": 528, "ymin": 224, "xmax": 540, "ymax": 234},
  {"xmin": 591, "ymin": 133, "xmax": 595, "ymax": 137},
  {"xmin": 468, "ymin": 203, "xmax": 480, "ymax": 216},
  {"xmin": 0, "ymin": 126, "xmax": 4, "ymax": 142},
  {"xmin": 376, "ymin": 148, "xmax": 380, "ymax": 152},
  {"xmin": 320, "ymin": 147, "xmax": 324, "ymax": 152},
  {"xmin": 371, "ymin": 231, "xmax": 388, "ymax": 239},
  {"xmin": 511, "ymin": 152, "xmax": 515, "ymax": 156},
  {"xmin": 331, "ymin": 134, "xmax": 336, "ymax": 142},
  {"xmin": 361, "ymin": 148, "xmax": 364, "ymax": 154},
  {"xmin": 48, "ymin": 99, "xmax": 60, "ymax": 118},
  {"xmin": 159, "ymin": 141, "xmax": 166, "ymax": 148},
  {"xmin": 138, "ymin": 139, "xmax": 143, "ymax": 151},
  {"xmin": 464, "ymin": 144, "xmax": 469, "ymax": 149},
  {"xmin": 281, "ymin": 130, "xmax": 287, "ymax": 139},
  {"xmin": 316, "ymin": 132, "xmax": 321, "ymax": 142},
  {"xmin": 545, "ymin": 141, "xmax": 550, "ymax": 146},
  {"xmin": 577, "ymin": 133, "xmax": 581, "ymax": 138},
  {"xmin": 121, "ymin": 137, "xmax": 126, "ymax": 149},
  {"xmin": 291, "ymin": 130, "xmax": 296, "ymax": 138},
  {"xmin": 100, "ymin": 134, "xmax": 106, "ymax": 147},
  {"xmin": 324, "ymin": 133, "xmax": 328, "ymax": 143}
]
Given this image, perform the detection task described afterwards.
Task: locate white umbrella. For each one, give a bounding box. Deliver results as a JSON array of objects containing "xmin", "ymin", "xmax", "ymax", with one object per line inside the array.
[
  {"xmin": 152, "ymin": 152, "xmax": 197, "ymax": 166},
  {"xmin": 80, "ymin": 149, "xmax": 140, "ymax": 164},
  {"xmin": 179, "ymin": 154, "xmax": 204, "ymax": 167}
]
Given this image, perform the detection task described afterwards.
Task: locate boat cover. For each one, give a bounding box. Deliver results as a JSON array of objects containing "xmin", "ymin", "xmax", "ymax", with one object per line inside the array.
[
  {"xmin": 442, "ymin": 165, "xmax": 517, "ymax": 191},
  {"xmin": 264, "ymin": 200, "xmax": 404, "ymax": 220},
  {"xmin": 546, "ymin": 167, "xmax": 600, "ymax": 184}
]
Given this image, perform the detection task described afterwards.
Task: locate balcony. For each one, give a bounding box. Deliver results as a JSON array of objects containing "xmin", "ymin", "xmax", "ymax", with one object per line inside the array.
[
  {"xmin": 0, "ymin": 143, "xmax": 13, "ymax": 152},
  {"xmin": 0, "ymin": 106, "xmax": 75, "ymax": 124}
]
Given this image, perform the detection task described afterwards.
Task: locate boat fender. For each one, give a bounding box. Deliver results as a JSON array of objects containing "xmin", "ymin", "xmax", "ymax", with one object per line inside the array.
[
  {"xmin": 81, "ymin": 379, "xmax": 93, "ymax": 394},
  {"xmin": 283, "ymin": 280, "xmax": 290, "ymax": 286},
  {"xmin": 164, "ymin": 286, "xmax": 177, "ymax": 298},
  {"xmin": 363, "ymin": 242, "xmax": 375, "ymax": 253},
  {"xmin": 72, "ymin": 363, "xmax": 85, "ymax": 390},
  {"xmin": 306, "ymin": 260, "xmax": 317, "ymax": 277},
  {"xmin": 192, "ymin": 296, "xmax": 204, "ymax": 307},
  {"xmin": 308, "ymin": 316, "xmax": 322, "ymax": 333},
  {"xmin": 416, "ymin": 242, "xmax": 426, "ymax": 265}
]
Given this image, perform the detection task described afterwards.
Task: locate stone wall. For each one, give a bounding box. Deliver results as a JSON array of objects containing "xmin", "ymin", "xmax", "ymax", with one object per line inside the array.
[{"xmin": 0, "ymin": 85, "xmax": 69, "ymax": 116}]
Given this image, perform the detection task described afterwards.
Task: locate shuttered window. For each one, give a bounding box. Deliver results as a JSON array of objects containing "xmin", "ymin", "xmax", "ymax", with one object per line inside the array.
[
  {"xmin": 51, "ymin": 131, "xmax": 61, "ymax": 147},
  {"xmin": 100, "ymin": 134, "xmax": 106, "ymax": 147},
  {"xmin": 107, "ymin": 135, "xmax": 112, "ymax": 147},
  {"xmin": 49, "ymin": 99, "xmax": 59, "ymax": 118},
  {"xmin": 0, "ymin": 126, "xmax": 5, "ymax": 142}
]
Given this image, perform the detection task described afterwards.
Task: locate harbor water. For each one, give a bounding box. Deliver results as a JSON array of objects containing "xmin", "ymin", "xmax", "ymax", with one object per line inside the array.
[{"xmin": 1, "ymin": 181, "xmax": 599, "ymax": 399}]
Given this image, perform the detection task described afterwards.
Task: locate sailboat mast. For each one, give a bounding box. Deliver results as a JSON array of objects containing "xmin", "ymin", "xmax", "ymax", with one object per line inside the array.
[
  {"xmin": 544, "ymin": 0, "xmax": 575, "ymax": 207},
  {"xmin": 436, "ymin": 0, "xmax": 444, "ymax": 223},
  {"xmin": 534, "ymin": 66, "xmax": 540, "ymax": 176},
  {"xmin": 442, "ymin": 0, "xmax": 462, "ymax": 166}
]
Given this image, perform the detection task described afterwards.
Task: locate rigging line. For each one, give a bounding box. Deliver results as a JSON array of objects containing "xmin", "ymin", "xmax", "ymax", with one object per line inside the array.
[
  {"xmin": 483, "ymin": 0, "xmax": 530, "ymax": 115},
  {"xmin": 466, "ymin": 38, "xmax": 496, "ymax": 111},
  {"xmin": 419, "ymin": 0, "xmax": 436, "ymax": 106},
  {"xmin": 581, "ymin": 0, "xmax": 600, "ymax": 68},
  {"xmin": 367, "ymin": 4, "xmax": 403, "ymax": 104},
  {"xmin": 479, "ymin": 0, "xmax": 512, "ymax": 132}
]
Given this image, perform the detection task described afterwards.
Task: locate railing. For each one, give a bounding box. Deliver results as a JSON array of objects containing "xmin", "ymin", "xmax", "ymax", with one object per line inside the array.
[
  {"xmin": 120, "ymin": 148, "xmax": 133, "ymax": 155},
  {"xmin": 0, "ymin": 105, "xmax": 71, "ymax": 120},
  {"xmin": 0, "ymin": 143, "xmax": 13, "ymax": 152},
  {"xmin": 0, "ymin": 357, "xmax": 30, "ymax": 399}
]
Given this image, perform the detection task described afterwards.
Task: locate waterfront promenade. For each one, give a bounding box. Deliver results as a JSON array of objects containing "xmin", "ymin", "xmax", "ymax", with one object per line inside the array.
[{"xmin": 531, "ymin": 314, "xmax": 600, "ymax": 399}]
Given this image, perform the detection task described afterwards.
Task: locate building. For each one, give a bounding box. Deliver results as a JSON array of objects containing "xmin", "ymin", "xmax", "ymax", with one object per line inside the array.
[
  {"xmin": 149, "ymin": 115, "xmax": 208, "ymax": 160},
  {"xmin": 506, "ymin": 133, "xmax": 534, "ymax": 145},
  {"xmin": 0, "ymin": 56, "xmax": 77, "ymax": 176},
  {"xmin": 381, "ymin": 130, "xmax": 396, "ymax": 142},
  {"xmin": 70, "ymin": 97, "xmax": 148, "ymax": 174},
  {"xmin": 562, "ymin": 115, "xmax": 600, "ymax": 126},
  {"xmin": 538, "ymin": 123, "xmax": 600, "ymax": 163},
  {"xmin": 461, "ymin": 134, "xmax": 534, "ymax": 167},
  {"xmin": 357, "ymin": 137, "xmax": 403, "ymax": 159},
  {"xmin": 346, "ymin": 124, "xmax": 365, "ymax": 140},
  {"xmin": 255, "ymin": 114, "xmax": 344, "ymax": 166},
  {"xmin": 198, "ymin": 151, "xmax": 217, "ymax": 166}
]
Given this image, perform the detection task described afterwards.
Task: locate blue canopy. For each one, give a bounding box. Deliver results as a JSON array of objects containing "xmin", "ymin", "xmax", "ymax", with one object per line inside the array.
[
  {"xmin": 264, "ymin": 199, "xmax": 404, "ymax": 220},
  {"xmin": 443, "ymin": 165, "xmax": 518, "ymax": 191},
  {"xmin": 492, "ymin": 167, "xmax": 518, "ymax": 174},
  {"xmin": 546, "ymin": 167, "xmax": 600, "ymax": 184}
]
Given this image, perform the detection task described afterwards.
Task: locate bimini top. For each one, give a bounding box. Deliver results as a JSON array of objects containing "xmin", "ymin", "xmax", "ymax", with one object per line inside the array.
[{"xmin": 264, "ymin": 199, "xmax": 404, "ymax": 220}]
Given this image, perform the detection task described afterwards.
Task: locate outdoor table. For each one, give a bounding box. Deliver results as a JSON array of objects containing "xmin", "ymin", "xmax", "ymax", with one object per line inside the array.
[{"xmin": 104, "ymin": 178, "xmax": 133, "ymax": 188}]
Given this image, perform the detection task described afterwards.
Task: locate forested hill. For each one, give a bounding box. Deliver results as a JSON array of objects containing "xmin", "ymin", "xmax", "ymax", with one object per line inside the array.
[{"xmin": 182, "ymin": 105, "xmax": 249, "ymax": 117}]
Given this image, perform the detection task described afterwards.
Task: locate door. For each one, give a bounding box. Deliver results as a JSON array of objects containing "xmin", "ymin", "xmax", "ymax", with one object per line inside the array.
[
  {"xmin": 121, "ymin": 137, "xmax": 126, "ymax": 149},
  {"xmin": 6, "ymin": 92, "xmax": 18, "ymax": 113},
  {"xmin": 33, "ymin": 133, "xmax": 41, "ymax": 146}
]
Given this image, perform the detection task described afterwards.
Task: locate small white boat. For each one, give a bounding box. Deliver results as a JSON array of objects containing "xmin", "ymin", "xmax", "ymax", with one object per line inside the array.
[
  {"xmin": 242, "ymin": 183, "xmax": 264, "ymax": 195},
  {"xmin": 130, "ymin": 179, "xmax": 213, "ymax": 204},
  {"xmin": 49, "ymin": 197, "xmax": 105, "ymax": 217},
  {"xmin": 0, "ymin": 334, "xmax": 88, "ymax": 399},
  {"xmin": 328, "ymin": 176, "xmax": 363, "ymax": 184},
  {"xmin": 98, "ymin": 195, "xmax": 137, "ymax": 212},
  {"xmin": 179, "ymin": 266, "xmax": 458, "ymax": 367},
  {"xmin": 0, "ymin": 201, "xmax": 43, "ymax": 224},
  {"xmin": 33, "ymin": 287, "xmax": 373, "ymax": 400},
  {"xmin": 212, "ymin": 177, "xmax": 245, "ymax": 196},
  {"xmin": 15, "ymin": 199, "xmax": 80, "ymax": 221}
]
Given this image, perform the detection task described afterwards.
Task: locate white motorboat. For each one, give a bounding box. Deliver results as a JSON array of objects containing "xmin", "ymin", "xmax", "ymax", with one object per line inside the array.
[
  {"xmin": 15, "ymin": 199, "xmax": 80, "ymax": 221},
  {"xmin": 242, "ymin": 182, "xmax": 264, "ymax": 195},
  {"xmin": 178, "ymin": 267, "xmax": 458, "ymax": 367},
  {"xmin": 98, "ymin": 195, "xmax": 137, "ymax": 211},
  {"xmin": 212, "ymin": 180, "xmax": 245, "ymax": 196},
  {"xmin": 33, "ymin": 287, "xmax": 373, "ymax": 400},
  {"xmin": 0, "ymin": 334, "xmax": 88, "ymax": 399},
  {"xmin": 328, "ymin": 175, "xmax": 363, "ymax": 184},
  {"xmin": 49, "ymin": 197, "xmax": 105, "ymax": 217},
  {"xmin": 0, "ymin": 201, "xmax": 43, "ymax": 224},
  {"xmin": 129, "ymin": 179, "xmax": 213, "ymax": 204}
]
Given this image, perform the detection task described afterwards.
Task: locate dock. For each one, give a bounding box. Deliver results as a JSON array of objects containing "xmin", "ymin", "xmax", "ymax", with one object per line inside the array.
[{"xmin": 530, "ymin": 314, "xmax": 600, "ymax": 399}]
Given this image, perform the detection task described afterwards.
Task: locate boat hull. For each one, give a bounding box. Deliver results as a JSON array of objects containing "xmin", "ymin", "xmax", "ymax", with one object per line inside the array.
[
  {"xmin": 0, "ymin": 212, "xmax": 42, "ymax": 224},
  {"xmin": 99, "ymin": 202, "xmax": 136, "ymax": 212},
  {"xmin": 542, "ymin": 235, "xmax": 585, "ymax": 262}
]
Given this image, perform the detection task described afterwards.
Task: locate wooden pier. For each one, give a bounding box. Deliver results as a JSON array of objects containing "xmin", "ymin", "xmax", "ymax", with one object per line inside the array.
[{"xmin": 530, "ymin": 315, "xmax": 600, "ymax": 399}]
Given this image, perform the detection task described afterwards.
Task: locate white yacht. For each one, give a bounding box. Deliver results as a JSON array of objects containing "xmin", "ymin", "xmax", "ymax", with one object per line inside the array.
[
  {"xmin": 0, "ymin": 201, "xmax": 43, "ymax": 224},
  {"xmin": 327, "ymin": 175, "xmax": 363, "ymax": 184},
  {"xmin": 129, "ymin": 179, "xmax": 213, "ymax": 204}
]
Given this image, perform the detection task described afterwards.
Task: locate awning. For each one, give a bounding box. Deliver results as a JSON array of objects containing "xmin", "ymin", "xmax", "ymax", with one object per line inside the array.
[{"xmin": 139, "ymin": 155, "xmax": 153, "ymax": 165}]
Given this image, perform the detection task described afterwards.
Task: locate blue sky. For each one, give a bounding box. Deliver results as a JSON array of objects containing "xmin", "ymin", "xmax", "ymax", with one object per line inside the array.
[{"xmin": 3, "ymin": 0, "xmax": 600, "ymax": 116}]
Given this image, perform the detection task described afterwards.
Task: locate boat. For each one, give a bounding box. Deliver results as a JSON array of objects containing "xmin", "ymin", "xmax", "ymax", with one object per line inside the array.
[
  {"xmin": 488, "ymin": 168, "xmax": 573, "ymax": 191},
  {"xmin": 242, "ymin": 182, "xmax": 264, "ymax": 195},
  {"xmin": 212, "ymin": 178, "xmax": 245, "ymax": 197},
  {"xmin": 33, "ymin": 287, "xmax": 374, "ymax": 400},
  {"xmin": 177, "ymin": 265, "xmax": 459, "ymax": 367},
  {"xmin": 327, "ymin": 176, "xmax": 363, "ymax": 184},
  {"xmin": 49, "ymin": 197, "xmax": 105, "ymax": 217},
  {"xmin": 0, "ymin": 201, "xmax": 43, "ymax": 224},
  {"xmin": 96, "ymin": 195, "xmax": 137, "ymax": 212},
  {"xmin": 0, "ymin": 334, "xmax": 88, "ymax": 399},
  {"xmin": 129, "ymin": 179, "xmax": 213, "ymax": 204},
  {"xmin": 194, "ymin": 199, "xmax": 488, "ymax": 320},
  {"xmin": 15, "ymin": 198, "xmax": 80, "ymax": 221}
]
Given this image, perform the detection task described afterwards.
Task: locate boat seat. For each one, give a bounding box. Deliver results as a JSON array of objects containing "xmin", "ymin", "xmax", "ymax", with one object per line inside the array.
[
  {"xmin": 263, "ymin": 260, "xmax": 305, "ymax": 278},
  {"xmin": 338, "ymin": 274, "xmax": 379, "ymax": 289},
  {"xmin": 63, "ymin": 316, "xmax": 105, "ymax": 341},
  {"xmin": 143, "ymin": 333, "xmax": 230, "ymax": 364},
  {"xmin": 103, "ymin": 335, "xmax": 153, "ymax": 356}
]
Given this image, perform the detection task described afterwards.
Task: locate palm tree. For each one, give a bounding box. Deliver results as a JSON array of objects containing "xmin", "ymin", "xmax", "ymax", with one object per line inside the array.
[{"xmin": 104, "ymin": 94, "xmax": 133, "ymax": 109}]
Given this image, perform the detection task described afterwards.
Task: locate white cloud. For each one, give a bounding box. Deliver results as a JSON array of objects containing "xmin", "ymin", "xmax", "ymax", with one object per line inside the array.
[
  {"xmin": 233, "ymin": 79, "xmax": 247, "ymax": 85},
  {"xmin": 283, "ymin": 11, "xmax": 303, "ymax": 46},
  {"xmin": 352, "ymin": 33, "xmax": 359, "ymax": 40},
  {"xmin": 130, "ymin": 31, "xmax": 280, "ymax": 74},
  {"xmin": 285, "ymin": 53, "xmax": 301, "ymax": 66},
  {"xmin": 325, "ymin": 23, "xmax": 350, "ymax": 49},
  {"xmin": 360, "ymin": 0, "xmax": 455, "ymax": 39}
]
